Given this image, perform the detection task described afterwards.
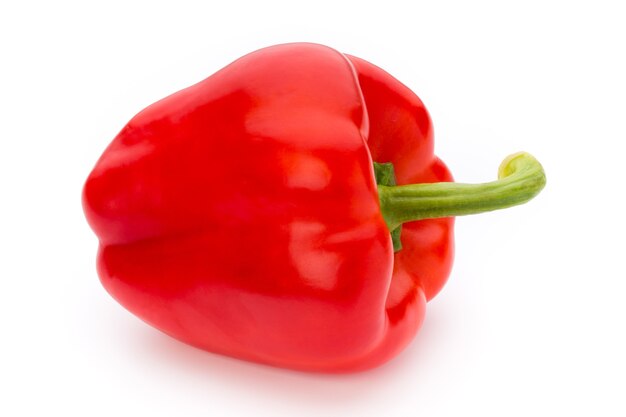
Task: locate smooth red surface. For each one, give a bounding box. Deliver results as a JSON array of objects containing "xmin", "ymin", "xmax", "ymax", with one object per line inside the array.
[{"xmin": 83, "ymin": 43, "xmax": 454, "ymax": 372}]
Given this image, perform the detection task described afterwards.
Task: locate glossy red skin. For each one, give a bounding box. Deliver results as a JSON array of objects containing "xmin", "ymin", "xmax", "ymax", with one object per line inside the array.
[{"xmin": 83, "ymin": 43, "xmax": 454, "ymax": 372}]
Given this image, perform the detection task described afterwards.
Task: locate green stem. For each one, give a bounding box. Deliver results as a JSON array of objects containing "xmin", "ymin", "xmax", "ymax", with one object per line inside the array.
[{"xmin": 377, "ymin": 152, "xmax": 546, "ymax": 231}]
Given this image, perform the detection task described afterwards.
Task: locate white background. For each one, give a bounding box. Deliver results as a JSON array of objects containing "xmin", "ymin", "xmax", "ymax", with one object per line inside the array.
[{"xmin": 1, "ymin": 1, "xmax": 625, "ymax": 415}]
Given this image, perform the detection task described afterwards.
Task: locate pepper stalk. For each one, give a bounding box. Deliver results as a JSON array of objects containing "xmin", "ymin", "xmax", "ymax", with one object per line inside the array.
[{"xmin": 376, "ymin": 152, "xmax": 546, "ymax": 251}]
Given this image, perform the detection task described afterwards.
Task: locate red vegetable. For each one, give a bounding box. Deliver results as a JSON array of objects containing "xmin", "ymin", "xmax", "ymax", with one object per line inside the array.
[{"xmin": 83, "ymin": 43, "xmax": 545, "ymax": 372}]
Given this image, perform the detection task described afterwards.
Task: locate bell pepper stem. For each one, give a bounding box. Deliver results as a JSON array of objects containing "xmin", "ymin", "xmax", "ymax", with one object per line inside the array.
[{"xmin": 377, "ymin": 152, "xmax": 546, "ymax": 231}]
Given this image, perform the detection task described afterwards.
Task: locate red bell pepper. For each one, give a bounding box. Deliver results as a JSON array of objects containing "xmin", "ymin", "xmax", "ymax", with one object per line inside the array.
[{"xmin": 83, "ymin": 43, "xmax": 545, "ymax": 372}]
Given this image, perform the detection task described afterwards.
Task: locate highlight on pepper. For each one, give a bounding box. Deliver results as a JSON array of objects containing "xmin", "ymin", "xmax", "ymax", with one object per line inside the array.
[{"xmin": 82, "ymin": 43, "xmax": 546, "ymax": 372}]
